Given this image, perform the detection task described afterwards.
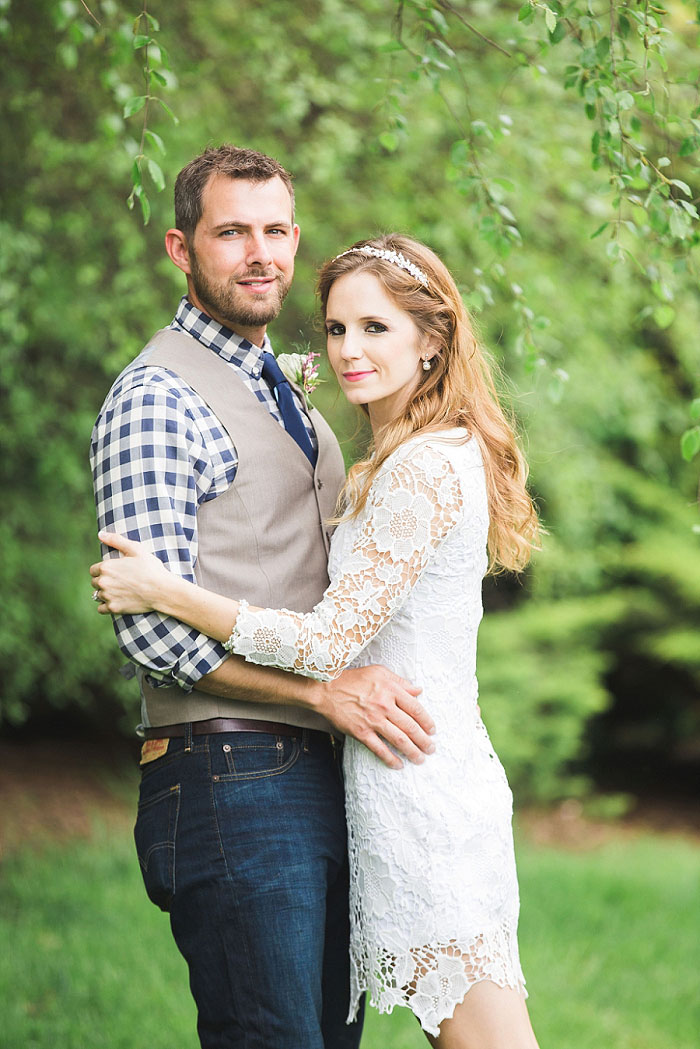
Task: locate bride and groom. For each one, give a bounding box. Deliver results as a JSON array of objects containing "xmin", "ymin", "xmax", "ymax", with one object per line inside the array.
[{"xmin": 90, "ymin": 145, "xmax": 540, "ymax": 1048}]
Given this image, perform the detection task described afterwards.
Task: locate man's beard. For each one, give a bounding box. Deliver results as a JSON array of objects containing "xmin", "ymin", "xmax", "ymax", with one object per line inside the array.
[{"xmin": 189, "ymin": 251, "xmax": 291, "ymax": 331}]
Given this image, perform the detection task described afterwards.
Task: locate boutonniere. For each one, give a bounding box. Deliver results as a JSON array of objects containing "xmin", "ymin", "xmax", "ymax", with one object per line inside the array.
[{"xmin": 276, "ymin": 347, "xmax": 324, "ymax": 408}]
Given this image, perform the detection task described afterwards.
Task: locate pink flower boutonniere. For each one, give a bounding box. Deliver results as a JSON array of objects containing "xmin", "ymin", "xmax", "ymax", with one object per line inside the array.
[{"xmin": 276, "ymin": 348, "xmax": 324, "ymax": 408}]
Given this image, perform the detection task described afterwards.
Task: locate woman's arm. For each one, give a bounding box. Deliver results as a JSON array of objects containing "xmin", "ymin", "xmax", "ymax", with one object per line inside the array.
[
  {"xmin": 92, "ymin": 442, "xmax": 465, "ymax": 683},
  {"xmin": 91, "ymin": 530, "xmax": 241, "ymax": 642},
  {"xmin": 227, "ymin": 444, "xmax": 464, "ymax": 680}
]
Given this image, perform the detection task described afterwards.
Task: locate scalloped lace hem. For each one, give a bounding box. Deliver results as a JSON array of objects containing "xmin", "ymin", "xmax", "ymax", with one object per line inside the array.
[{"xmin": 346, "ymin": 929, "xmax": 527, "ymax": 1037}]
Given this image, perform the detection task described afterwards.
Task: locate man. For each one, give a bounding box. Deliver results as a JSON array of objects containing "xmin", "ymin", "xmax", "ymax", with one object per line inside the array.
[{"xmin": 90, "ymin": 145, "xmax": 435, "ymax": 1049}]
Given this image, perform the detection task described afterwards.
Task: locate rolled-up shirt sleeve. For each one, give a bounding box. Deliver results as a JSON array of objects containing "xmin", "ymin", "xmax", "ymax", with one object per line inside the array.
[{"xmin": 90, "ymin": 369, "xmax": 233, "ymax": 690}]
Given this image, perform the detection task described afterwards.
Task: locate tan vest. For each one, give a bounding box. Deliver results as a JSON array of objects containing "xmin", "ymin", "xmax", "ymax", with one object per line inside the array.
[{"xmin": 138, "ymin": 328, "xmax": 346, "ymax": 733}]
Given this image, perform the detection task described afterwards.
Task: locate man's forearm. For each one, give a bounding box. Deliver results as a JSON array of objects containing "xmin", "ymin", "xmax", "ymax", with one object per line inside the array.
[{"xmin": 196, "ymin": 652, "xmax": 325, "ymax": 711}]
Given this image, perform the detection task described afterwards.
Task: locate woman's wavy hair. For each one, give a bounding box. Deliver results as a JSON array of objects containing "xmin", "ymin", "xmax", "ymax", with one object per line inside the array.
[{"xmin": 317, "ymin": 234, "xmax": 539, "ymax": 574}]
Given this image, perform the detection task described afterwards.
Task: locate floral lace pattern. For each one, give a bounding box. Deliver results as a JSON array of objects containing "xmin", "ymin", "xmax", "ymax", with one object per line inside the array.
[
  {"xmin": 230, "ymin": 433, "xmax": 526, "ymax": 1034},
  {"xmin": 230, "ymin": 441, "xmax": 464, "ymax": 680}
]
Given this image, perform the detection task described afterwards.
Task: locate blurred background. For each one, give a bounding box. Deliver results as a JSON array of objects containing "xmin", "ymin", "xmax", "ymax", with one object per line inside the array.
[{"xmin": 1, "ymin": 2, "xmax": 699, "ymax": 1047}]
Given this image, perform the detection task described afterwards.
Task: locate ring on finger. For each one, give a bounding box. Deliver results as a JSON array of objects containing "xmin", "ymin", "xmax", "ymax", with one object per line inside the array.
[{"xmin": 92, "ymin": 590, "xmax": 100, "ymax": 602}]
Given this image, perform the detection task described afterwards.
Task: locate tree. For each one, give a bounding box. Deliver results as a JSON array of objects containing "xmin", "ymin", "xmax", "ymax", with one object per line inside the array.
[{"xmin": 1, "ymin": 0, "xmax": 698, "ymax": 801}]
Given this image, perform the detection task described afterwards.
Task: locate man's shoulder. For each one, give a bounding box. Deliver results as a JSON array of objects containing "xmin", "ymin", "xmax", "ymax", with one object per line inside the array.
[{"xmin": 99, "ymin": 328, "xmax": 201, "ymax": 408}]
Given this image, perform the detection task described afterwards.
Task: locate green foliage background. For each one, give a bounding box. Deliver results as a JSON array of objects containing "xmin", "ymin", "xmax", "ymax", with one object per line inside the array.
[{"xmin": 1, "ymin": 0, "xmax": 698, "ymax": 802}]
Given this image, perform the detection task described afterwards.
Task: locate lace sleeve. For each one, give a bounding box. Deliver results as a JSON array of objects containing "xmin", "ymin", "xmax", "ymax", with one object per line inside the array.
[{"xmin": 226, "ymin": 443, "xmax": 464, "ymax": 680}]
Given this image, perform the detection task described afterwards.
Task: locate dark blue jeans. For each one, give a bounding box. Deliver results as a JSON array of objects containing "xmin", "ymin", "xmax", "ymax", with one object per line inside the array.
[{"xmin": 134, "ymin": 726, "xmax": 363, "ymax": 1049}]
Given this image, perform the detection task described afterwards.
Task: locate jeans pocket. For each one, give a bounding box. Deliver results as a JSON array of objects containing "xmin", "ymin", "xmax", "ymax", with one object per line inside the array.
[
  {"xmin": 134, "ymin": 783, "xmax": 181, "ymax": 912},
  {"xmin": 219, "ymin": 736, "xmax": 301, "ymax": 780}
]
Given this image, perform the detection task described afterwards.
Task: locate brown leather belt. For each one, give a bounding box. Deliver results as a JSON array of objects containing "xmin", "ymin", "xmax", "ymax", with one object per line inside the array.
[{"xmin": 143, "ymin": 717, "xmax": 321, "ymax": 740}]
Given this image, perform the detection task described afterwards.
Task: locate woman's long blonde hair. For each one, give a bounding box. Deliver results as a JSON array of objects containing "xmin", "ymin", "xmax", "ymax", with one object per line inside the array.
[{"xmin": 317, "ymin": 234, "xmax": 539, "ymax": 574}]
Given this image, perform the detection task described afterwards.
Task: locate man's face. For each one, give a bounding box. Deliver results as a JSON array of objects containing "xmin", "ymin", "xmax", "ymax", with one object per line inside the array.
[{"xmin": 185, "ymin": 175, "xmax": 299, "ymax": 344}]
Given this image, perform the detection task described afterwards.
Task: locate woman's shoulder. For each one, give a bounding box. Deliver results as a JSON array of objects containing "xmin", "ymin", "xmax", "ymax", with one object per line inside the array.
[{"xmin": 384, "ymin": 427, "xmax": 481, "ymax": 473}]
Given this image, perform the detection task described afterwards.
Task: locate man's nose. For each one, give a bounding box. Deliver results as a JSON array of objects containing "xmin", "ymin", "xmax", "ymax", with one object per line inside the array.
[{"xmin": 245, "ymin": 232, "xmax": 273, "ymax": 268}]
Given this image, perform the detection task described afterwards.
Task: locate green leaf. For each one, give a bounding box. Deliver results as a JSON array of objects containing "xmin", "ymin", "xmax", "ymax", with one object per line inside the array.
[
  {"xmin": 518, "ymin": 3, "xmax": 532, "ymax": 22},
  {"xmin": 679, "ymin": 200, "xmax": 699, "ymax": 219},
  {"xmin": 690, "ymin": 399, "xmax": 700, "ymax": 422},
  {"xmin": 144, "ymin": 129, "xmax": 166, "ymax": 155},
  {"xmin": 123, "ymin": 96, "xmax": 147, "ymax": 119},
  {"xmin": 544, "ymin": 6, "xmax": 557, "ymax": 34},
  {"xmin": 657, "ymin": 156, "xmax": 671, "ymax": 168},
  {"xmin": 378, "ymin": 131, "xmax": 398, "ymax": 152},
  {"xmin": 378, "ymin": 40, "xmax": 404, "ymax": 53},
  {"xmin": 430, "ymin": 9, "xmax": 448, "ymax": 33},
  {"xmin": 138, "ymin": 190, "xmax": 151, "ymax": 226},
  {"xmin": 652, "ymin": 305, "xmax": 675, "ymax": 329},
  {"xmin": 669, "ymin": 207, "xmax": 692, "ymax": 240},
  {"xmin": 149, "ymin": 70, "xmax": 168, "ymax": 88},
  {"xmin": 590, "ymin": 222, "xmax": 609, "ymax": 239},
  {"xmin": 550, "ymin": 20, "xmax": 566, "ymax": 44},
  {"xmin": 680, "ymin": 427, "xmax": 700, "ymax": 462},
  {"xmin": 156, "ymin": 98, "xmax": 179, "ymax": 124},
  {"xmin": 679, "ymin": 136, "xmax": 698, "ymax": 157},
  {"xmin": 146, "ymin": 158, "xmax": 165, "ymax": 192},
  {"xmin": 132, "ymin": 34, "xmax": 152, "ymax": 49},
  {"xmin": 434, "ymin": 39, "xmax": 456, "ymax": 59},
  {"xmin": 670, "ymin": 179, "xmax": 691, "ymax": 197}
]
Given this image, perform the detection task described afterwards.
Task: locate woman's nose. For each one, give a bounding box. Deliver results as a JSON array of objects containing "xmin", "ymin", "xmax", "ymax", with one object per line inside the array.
[{"xmin": 339, "ymin": 331, "xmax": 362, "ymax": 359}]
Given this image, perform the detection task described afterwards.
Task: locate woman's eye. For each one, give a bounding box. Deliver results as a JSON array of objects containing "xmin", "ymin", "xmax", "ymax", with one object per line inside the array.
[
  {"xmin": 326, "ymin": 324, "xmax": 345, "ymax": 336},
  {"xmin": 366, "ymin": 322, "xmax": 387, "ymax": 333}
]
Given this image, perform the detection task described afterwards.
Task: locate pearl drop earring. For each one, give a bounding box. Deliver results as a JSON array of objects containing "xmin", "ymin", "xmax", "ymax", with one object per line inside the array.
[{"xmin": 422, "ymin": 356, "xmax": 432, "ymax": 371}]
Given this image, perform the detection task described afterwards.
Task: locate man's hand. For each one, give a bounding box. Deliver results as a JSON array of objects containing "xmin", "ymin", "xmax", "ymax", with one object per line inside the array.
[{"xmin": 317, "ymin": 665, "xmax": 435, "ymax": 770}]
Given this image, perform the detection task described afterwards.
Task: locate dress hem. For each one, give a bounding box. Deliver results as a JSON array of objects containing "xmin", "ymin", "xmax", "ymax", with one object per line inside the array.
[{"xmin": 346, "ymin": 974, "xmax": 528, "ymax": 1037}]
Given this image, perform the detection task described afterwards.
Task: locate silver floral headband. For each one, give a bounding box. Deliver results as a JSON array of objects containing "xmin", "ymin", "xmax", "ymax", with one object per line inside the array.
[{"xmin": 335, "ymin": 246, "xmax": 429, "ymax": 288}]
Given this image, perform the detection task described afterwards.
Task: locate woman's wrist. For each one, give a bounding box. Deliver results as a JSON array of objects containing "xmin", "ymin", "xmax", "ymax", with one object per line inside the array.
[{"xmin": 152, "ymin": 572, "xmax": 193, "ymax": 619}]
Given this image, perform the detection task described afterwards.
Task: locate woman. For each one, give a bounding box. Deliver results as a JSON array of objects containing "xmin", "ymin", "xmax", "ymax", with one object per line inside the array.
[{"xmin": 91, "ymin": 234, "xmax": 540, "ymax": 1048}]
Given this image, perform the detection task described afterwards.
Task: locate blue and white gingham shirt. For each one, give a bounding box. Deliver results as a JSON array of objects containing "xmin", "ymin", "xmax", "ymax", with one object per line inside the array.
[{"xmin": 90, "ymin": 297, "xmax": 318, "ymax": 691}]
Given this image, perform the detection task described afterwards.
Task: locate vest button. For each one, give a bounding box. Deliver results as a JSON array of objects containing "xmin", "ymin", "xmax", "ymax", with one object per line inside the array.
[{"xmin": 317, "ymin": 478, "xmax": 324, "ymax": 490}]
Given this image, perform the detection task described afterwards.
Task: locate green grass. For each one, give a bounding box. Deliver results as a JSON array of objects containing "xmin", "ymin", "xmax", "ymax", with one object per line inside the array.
[{"xmin": 1, "ymin": 823, "xmax": 698, "ymax": 1049}]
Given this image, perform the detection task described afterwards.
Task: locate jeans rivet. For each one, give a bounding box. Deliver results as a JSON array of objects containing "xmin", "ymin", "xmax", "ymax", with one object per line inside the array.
[
  {"xmin": 276, "ymin": 741, "xmax": 284, "ymax": 750},
  {"xmin": 223, "ymin": 744, "xmax": 231, "ymax": 752},
  {"xmin": 213, "ymin": 774, "xmax": 219, "ymax": 781}
]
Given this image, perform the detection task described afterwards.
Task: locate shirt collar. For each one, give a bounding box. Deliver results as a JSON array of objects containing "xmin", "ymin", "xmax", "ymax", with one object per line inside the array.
[{"xmin": 171, "ymin": 297, "xmax": 272, "ymax": 378}]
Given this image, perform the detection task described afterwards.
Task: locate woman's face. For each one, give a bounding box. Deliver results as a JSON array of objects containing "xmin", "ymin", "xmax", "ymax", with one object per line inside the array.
[{"xmin": 325, "ymin": 270, "xmax": 431, "ymax": 431}]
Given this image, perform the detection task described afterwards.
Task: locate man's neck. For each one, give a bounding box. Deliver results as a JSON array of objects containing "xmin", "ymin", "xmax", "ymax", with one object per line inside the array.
[{"xmin": 186, "ymin": 294, "xmax": 267, "ymax": 350}]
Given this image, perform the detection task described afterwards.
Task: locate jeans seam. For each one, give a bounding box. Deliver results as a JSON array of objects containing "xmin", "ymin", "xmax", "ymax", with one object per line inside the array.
[{"xmin": 214, "ymin": 739, "xmax": 301, "ymax": 782}]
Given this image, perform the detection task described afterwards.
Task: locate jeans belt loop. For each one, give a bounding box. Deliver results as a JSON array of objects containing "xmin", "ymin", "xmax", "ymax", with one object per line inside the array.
[{"xmin": 184, "ymin": 721, "xmax": 193, "ymax": 753}]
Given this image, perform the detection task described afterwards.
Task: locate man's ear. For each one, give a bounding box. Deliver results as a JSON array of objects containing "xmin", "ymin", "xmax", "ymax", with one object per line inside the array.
[
  {"xmin": 292, "ymin": 223, "xmax": 300, "ymax": 257},
  {"xmin": 165, "ymin": 228, "xmax": 192, "ymax": 275}
]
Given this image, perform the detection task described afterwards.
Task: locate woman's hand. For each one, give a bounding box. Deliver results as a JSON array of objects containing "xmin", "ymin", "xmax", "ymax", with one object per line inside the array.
[{"xmin": 89, "ymin": 531, "xmax": 173, "ymax": 615}]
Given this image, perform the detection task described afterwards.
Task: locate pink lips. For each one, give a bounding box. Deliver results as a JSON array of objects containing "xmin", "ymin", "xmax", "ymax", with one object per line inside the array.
[
  {"xmin": 238, "ymin": 277, "xmax": 275, "ymax": 293},
  {"xmin": 343, "ymin": 371, "xmax": 375, "ymax": 382}
]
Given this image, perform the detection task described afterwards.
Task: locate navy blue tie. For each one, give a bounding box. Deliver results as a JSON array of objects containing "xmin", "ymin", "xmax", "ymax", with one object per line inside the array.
[{"xmin": 261, "ymin": 352, "xmax": 317, "ymax": 466}]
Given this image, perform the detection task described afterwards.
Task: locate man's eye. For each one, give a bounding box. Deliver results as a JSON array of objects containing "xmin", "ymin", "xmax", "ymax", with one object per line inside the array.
[
  {"xmin": 366, "ymin": 323, "xmax": 387, "ymax": 333},
  {"xmin": 326, "ymin": 324, "xmax": 345, "ymax": 336},
  {"xmin": 220, "ymin": 230, "xmax": 240, "ymax": 237}
]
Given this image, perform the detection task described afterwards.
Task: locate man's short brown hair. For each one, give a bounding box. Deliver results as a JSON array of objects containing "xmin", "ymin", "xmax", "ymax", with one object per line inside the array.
[{"xmin": 174, "ymin": 145, "xmax": 295, "ymax": 238}]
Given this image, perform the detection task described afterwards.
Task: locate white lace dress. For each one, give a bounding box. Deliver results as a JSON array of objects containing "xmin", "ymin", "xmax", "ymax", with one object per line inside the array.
[{"xmin": 229, "ymin": 431, "xmax": 526, "ymax": 1035}]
